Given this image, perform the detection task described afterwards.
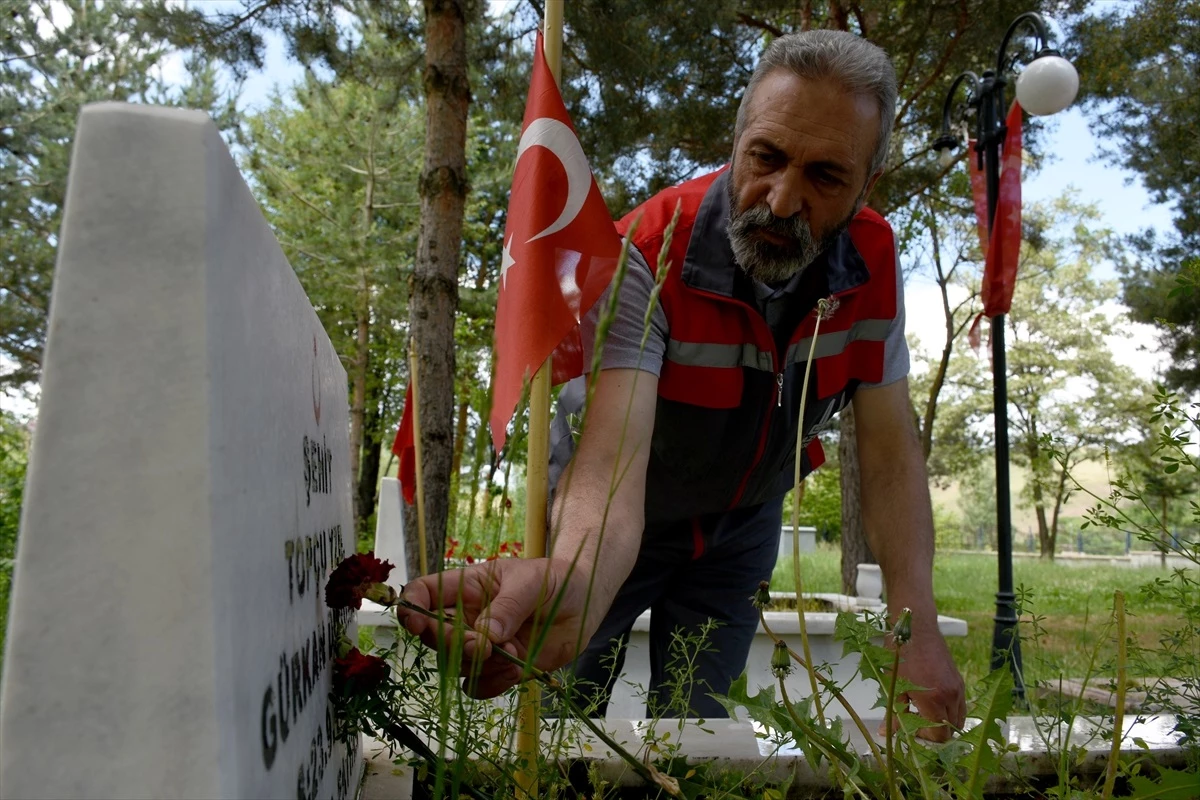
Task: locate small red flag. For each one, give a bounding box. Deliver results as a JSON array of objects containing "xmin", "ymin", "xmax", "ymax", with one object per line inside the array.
[
  {"xmin": 966, "ymin": 101, "xmax": 1024, "ymax": 354},
  {"xmin": 391, "ymin": 385, "xmax": 416, "ymax": 504},
  {"xmin": 981, "ymin": 100, "xmax": 1023, "ymax": 318},
  {"xmin": 489, "ymin": 31, "xmax": 623, "ymax": 452}
]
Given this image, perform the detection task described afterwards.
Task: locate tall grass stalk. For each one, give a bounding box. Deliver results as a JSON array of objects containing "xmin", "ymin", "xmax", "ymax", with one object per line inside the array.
[
  {"xmin": 550, "ymin": 213, "xmax": 640, "ymax": 662},
  {"xmin": 1100, "ymin": 590, "xmax": 1127, "ymax": 800},
  {"xmin": 549, "ymin": 203, "xmax": 678, "ymax": 673},
  {"xmin": 437, "ymin": 208, "xmax": 685, "ymax": 798},
  {"xmin": 790, "ymin": 297, "xmax": 837, "ymax": 727},
  {"xmin": 883, "ymin": 646, "xmax": 901, "ymax": 800},
  {"xmin": 487, "ymin": 215, "xmax": 641, "ymax": 791}
]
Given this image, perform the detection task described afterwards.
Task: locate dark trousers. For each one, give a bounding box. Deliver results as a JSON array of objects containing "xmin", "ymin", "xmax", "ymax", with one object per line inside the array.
[{"xmin": 566, "ymin": 497, "xmax": 783, "ymax": 719}]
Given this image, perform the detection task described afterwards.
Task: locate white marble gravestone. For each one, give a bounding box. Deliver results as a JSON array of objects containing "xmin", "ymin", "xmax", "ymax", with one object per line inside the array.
[{"xmin": 0, "ymin": 103, "xmax": 363, "ymax": 800}]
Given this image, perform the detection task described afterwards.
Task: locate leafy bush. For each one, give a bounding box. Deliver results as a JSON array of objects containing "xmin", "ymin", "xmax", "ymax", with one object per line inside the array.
[{"xmin": 781, "ymin": 461, "xmax": 842, "ymax": 542}]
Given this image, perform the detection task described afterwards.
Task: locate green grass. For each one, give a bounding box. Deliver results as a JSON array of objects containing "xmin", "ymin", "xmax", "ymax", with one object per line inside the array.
[
  {"xmin": 768, "ymin": 544, "xmax": 843, "ymax": 595},
  {"xmin": 772, "ymin": 549, "xmax": 1185, "ymax": 689}
]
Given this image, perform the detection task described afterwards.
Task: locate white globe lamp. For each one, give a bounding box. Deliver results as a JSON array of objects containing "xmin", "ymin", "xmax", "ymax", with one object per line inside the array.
[{"xmin": 1015, "ymin": 53, "xmax": 1079, "ymax": 116}]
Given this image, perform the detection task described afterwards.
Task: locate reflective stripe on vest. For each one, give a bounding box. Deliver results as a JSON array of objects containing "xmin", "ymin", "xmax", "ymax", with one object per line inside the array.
[
  {"xmin": 665, "ymin": 339, "xmax": 773, "ymax": 372},
  {"xmin": 666, "ymin": 316, "xmax": 892, "ymax": 375},
  {"xmin": 783, "ymin": 317, "xmax": 893, "ymax": 368}
]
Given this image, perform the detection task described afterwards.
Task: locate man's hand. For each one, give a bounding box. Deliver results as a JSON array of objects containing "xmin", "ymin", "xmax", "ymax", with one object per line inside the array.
[
  {"xmin": 396, "ymin": 556, "xmax": 598, "ymax": 699},
  {"xmin": 892, "ymin": 622, "xmax": 966, "ymax": 742},
  {"xmin": 853, "ymin": 379, "xmax": 966, "ymax": 741}
]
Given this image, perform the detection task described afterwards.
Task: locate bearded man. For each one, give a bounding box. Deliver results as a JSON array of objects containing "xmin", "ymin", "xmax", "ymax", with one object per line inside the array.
[{"xmin": 400, "ymin": 29, "xmax": 966, "ymax": 740}]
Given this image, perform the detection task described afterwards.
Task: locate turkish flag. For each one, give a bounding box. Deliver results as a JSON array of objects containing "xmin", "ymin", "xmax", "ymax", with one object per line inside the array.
[
  {"xmin": 981, "ymin": 100, "xmax": 1023, "ymax": 318},
  {"xmin": 966, "ymin": 100, "xmax": 1023, "ymax": 352},
  {"xmin": 488, "ymin": 31, "xmax": 623, "ymax": 452},
  {"xmin": 391, "ymin": 384, "xmax": 416, "ymax": 504}
]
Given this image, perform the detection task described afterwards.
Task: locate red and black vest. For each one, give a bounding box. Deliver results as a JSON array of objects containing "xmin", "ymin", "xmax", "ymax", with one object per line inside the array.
[{"xmin": 550, "ymin": 168, "xmax": 900, "ymax": 528}]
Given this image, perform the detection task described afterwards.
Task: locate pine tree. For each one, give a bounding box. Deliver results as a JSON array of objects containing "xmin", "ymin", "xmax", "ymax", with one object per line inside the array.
[{"xmin": 1, "ymin": 0, "xmax": 233, "ymax": 392}]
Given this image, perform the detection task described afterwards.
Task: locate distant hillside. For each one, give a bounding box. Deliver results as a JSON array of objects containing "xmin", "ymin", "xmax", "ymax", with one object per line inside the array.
[{"xmin": 929, "ymin": 459, "xmax": 1123, "ymax": 549}]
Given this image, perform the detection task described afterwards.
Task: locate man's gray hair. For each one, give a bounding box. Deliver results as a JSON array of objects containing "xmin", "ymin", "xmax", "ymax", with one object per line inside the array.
[{"xmin": 734, "ymin": 30, "xmax": 898, "ymax": 178}]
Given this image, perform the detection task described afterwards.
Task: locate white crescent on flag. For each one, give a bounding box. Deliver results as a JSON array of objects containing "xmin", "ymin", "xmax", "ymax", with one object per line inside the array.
[{"xmin": 515, "ymin": 117, "xmax": 591, "ymax": 242}]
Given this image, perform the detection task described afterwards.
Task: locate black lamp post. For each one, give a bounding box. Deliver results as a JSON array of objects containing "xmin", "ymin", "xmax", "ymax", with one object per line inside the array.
[{"xmin": 931, "ymin": 12, "xmax": 1079, "ymax": 699}]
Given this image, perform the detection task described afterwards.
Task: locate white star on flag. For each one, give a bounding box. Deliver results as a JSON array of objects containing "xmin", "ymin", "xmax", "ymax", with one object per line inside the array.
[{"xmin": 500, "ymin": 234, "xmax": 516, "ymax": 289}]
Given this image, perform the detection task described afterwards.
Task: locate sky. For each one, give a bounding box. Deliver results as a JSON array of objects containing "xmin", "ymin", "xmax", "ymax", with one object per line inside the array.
[
  {"xmin": 4, "ymin": 10, "xmax": 1177, "ymax": 416},
  {"xmin": 210, "ymin": 24, "xmax": 1176, "ymax": 385}
]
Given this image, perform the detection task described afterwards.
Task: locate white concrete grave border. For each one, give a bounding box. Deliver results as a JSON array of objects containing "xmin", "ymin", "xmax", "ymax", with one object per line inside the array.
[{"xmin": 359, "ymin": 714, "xmax": 1189, "ymax": 798}]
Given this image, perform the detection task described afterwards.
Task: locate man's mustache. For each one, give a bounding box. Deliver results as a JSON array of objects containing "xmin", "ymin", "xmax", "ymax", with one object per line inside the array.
[{"xmin": 735, "ymin": 204, "xmax": 811, "ymax": 244}]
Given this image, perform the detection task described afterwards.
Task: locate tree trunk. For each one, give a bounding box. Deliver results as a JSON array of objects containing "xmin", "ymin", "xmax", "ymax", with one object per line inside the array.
[
  {"xmin": 839, "ymin": 405, "xmax": 875, "ymax": 596},
  {"xmin": 496, "ymin": 462, "xmax": 511, "ymax": 549},
  {"xmin": 464, "ymin": 418, "xmax": 486, "ymax": 543},
  {"xmin": 354, "ymin": 364, "xmax": 384, "ymax": 544},
  {"xmin": 920, "ymin": 200, "xmax": 952, "ymax": 461},
  {"xmin": 1032, "ymin": 478, "xmax": 1052, "ymax": 559},
  {"xmin": 1031, "ymin": 448, "xmax": 1053, "ymax": 559},
  {"xmin": 402, "ymin": 501, "xmax": 421, "ymax": 578},
  {"xmin": 349, "ymin": 299, "xmax": 370, "ymax": 487},
  {"xmin": 409, "ymin": 0, "xmax": 469, "ymax": 575},
  {"xmin": 349, "ymin": 136, "xmax": 377, "ymax": 512},
  {"xmin": 1049, "ymin": 458, "xmax": 1070, "ymax": 563},
  {"xmin": 449, "ymin": 398, "xmax": 470, "ymax": 526}
]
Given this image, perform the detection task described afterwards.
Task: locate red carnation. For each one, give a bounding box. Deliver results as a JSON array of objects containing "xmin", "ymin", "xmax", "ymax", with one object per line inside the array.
[
  {"xmin": 333, "ymin": 648, "xmax": 389, "ymax": 693},
  {"xmin": 325, "ymin": 552, "xmax": 396, "ymax": 610}
]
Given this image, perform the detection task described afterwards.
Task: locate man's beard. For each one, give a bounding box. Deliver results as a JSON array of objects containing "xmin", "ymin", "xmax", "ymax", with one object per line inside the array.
[{"xmin": 727, "ymin": 185, "xmax": 859, "ymax": 285}]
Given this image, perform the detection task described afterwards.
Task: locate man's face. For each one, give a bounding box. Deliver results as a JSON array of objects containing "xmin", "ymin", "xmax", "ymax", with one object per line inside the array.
[{"xmin": 728, "ymin": 70, "xmax": 883, "ymax": 284}]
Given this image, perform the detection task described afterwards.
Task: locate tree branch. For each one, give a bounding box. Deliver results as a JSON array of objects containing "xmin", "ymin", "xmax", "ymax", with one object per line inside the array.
[
  {"xmin": 735, "ymin": 12, "xmax": 786, "ymax": 38},
  {"xmin": 894, "ymin": 3, "xmax": 969, "ymax": 125},
  {"xmin": 262, "ymin": 164, "xmax": 341, "ymax": 226},
  {"xmin": 214, "ymin": 0, "xmax": 280, "ymax": 37}
]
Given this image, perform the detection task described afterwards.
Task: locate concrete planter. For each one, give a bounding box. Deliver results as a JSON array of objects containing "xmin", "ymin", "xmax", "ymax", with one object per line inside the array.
[
  {"xmin": 778, "ymin": 525, "xmax": 817, "ymax": 557},
  {"xmin": 361, "ymin": 592, "xmax": 968, "ymax": 721},
  {"xmin": 608, "ymin": 594, "xmax": 967, "ymax": 720}
]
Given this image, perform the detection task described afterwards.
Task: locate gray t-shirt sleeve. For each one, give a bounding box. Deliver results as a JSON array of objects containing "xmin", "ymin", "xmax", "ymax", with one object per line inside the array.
[
  {"xmin": 859, "ymin": 239, "xmax": 910, "ymax": 388},
  {"xmin": 580, "ymin": 245, "xmax": 668, "ymax": 376}
]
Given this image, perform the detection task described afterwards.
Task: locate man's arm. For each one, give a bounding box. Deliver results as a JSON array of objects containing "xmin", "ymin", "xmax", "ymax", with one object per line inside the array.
[
  {"xmin": 550, "ymin": 367, "xmax": 658, "ymax": 638},
  {"xmin": 852, "ymin": 378, "xmax": 966, "ymax": 740},
  {"xmin": 397, "ymin": 367, "xmax": 657, "ymax": 698}
]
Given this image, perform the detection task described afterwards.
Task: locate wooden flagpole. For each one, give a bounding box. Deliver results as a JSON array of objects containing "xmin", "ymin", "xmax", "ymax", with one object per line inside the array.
[
  {"xmin": 408, "ymin": 346, "xmax": 429, "ymax": 575},
  {"xmin": 514, "ymin": 6, "xmax": 563, "ymax": 794}
]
